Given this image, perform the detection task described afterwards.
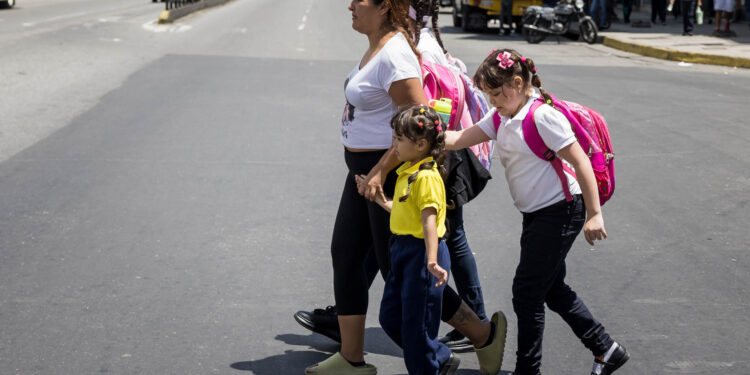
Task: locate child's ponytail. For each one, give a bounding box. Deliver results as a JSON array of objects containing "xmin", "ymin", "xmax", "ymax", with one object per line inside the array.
[{"xmin": 522, "ymin": 57, "xmax": 554, "ymax": 107}]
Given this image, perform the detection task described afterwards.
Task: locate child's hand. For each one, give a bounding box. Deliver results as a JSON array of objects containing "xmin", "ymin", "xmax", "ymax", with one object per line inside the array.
[
  {"xmin": 584, "ymin": 212, "xmax": 608, "ymax": 246},
  {"xmin": 427, "ymin": 262, "xmax": 448, "ymax": 287}
]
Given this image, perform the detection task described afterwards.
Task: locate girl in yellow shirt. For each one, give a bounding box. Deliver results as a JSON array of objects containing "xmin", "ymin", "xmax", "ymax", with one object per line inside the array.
[{"xmin": 362, "ymin": 105, "xmax": 460, "ymax": 374}]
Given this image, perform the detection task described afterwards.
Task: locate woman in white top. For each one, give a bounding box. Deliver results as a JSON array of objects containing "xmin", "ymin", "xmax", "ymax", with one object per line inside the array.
[{"xmin": 303, "ymin": 1, "xmax": 426, "ymax": 374}]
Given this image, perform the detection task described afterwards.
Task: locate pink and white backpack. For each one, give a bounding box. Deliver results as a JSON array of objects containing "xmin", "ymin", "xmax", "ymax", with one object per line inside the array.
[
  {"xmin": 492, "ymin": 94, "xmax": 616, "ymax": 206},
  {"xmin": 421, "ymin": 60, "xmax": 494, "ymax": 170}
]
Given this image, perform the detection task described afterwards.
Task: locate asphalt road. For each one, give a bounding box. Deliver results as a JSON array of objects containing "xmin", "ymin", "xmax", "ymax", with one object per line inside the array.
[{"xmin": 1, "ymin": 0, "xmax": 749, "ymax": 374}]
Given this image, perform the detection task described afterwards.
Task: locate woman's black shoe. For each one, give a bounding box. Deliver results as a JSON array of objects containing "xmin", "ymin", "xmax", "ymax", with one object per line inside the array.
[{"xmin": 293, "ymin": 306, "xmax": 341, "ymax": 343}]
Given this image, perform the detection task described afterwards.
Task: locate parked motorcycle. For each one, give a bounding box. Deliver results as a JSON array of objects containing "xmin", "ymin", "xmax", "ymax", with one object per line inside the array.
[{"xmin": 521, "ymin": 0, "xmax": 598, "ymax": 44}]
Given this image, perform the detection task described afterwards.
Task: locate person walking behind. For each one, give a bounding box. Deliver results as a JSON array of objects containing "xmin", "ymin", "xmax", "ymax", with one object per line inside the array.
[
  {"xmin": 652, "ymin": 0, "xmax": 668, "ymax": 24},
  {"xmin": 367, "ymin": 105, "xmax": 458, "ymax": 374},
  {"xmin": 444, "ymin": 49, "xmax": 630, "ymax": 375},
  {"xmin": 409, "ymin": 0, "xmax": 491, "ymax": 351}
]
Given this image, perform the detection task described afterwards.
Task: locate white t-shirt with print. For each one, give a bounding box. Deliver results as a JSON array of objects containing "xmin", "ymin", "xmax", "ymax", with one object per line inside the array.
[
  {"xmin": 477, "ymin": 89, "xmax": 582, "ymax": 213},
  {"xmin": 341, "ymin": 33, "xmax": 421, "ymax": 149}
]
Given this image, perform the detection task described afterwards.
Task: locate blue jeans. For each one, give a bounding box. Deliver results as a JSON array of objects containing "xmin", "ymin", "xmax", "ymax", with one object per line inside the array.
[
  {"xmin": 380, "ymin": 235, "xmax": 452, "ymax": 375},
  {"xmin": 512, "ymin": 196, "xmax": 614, "ymax": 374},
  {"xmin": 445, "ymin": 207, "xmax": 487, "ymax": 321},
  {"xmin": 590, "ymin": 0, "xmax": 608, "ymax": 27}
]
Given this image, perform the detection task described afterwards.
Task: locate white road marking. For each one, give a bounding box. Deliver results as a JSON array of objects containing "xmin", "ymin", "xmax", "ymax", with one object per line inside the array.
[
  {"xmin": 298, "ymin": 0, "xmax": 314, "ymax": 31},
  {"xmin": 142, "ymin": 20, "xmax": 192, "ymax": 33},
  {"xmin": 21, "ymin": 11, "xmax": 88, "ymax": 28}
]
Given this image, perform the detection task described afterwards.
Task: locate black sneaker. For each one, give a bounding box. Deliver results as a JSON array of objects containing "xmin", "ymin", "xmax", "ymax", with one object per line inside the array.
[
  {"xmin": 590, "ymin": 343, "xmax": 630, "ymax": 375},
  {"xmin": 293, "ymin": 306, "xmax": 341, "ymax": 343},
  {"xmin": 438, "ymin": 329, "xmax": 474, "ymax": 353},
  {"xmin": 438, "ymin": 352, "xmax": 461, "ymax": 375}
]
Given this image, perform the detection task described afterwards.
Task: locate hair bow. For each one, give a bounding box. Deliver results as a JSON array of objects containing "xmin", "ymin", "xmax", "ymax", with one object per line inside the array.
[{"xmin": 496, "ymin": 51, "xmax": 514, "ymax": 70}]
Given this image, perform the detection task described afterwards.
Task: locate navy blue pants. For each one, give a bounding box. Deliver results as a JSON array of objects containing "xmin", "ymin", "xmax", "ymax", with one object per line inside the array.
[
  {"xmin": 366, "ymin": 207, "xmax": 486, "ymax": 322},
  {"xmin": 512, "ymin": 195, "xmax": 614, "ymax": 374},
  {"xmin": 380, "ymin": 235, "xmax": 452, "ymax": 375},
  {"xmin": 445, "ymin": 206, "xmax": 487, "ymax": 321}
]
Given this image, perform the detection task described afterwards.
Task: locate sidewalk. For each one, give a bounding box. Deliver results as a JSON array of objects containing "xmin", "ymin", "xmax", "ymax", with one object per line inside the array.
[{"xmin": 599, "ymin": 7, "xmax": 750, "ymax": 68}]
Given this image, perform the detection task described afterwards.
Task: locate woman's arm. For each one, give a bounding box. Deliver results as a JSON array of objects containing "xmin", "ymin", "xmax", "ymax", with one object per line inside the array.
[
  {"xmin": 445, "ymin": 126, "xmax": 491, "ymax": 151},
  {"xmin": 359, "ymin": 78, "xmax": 427, "ymax": 202},
  {"xmin": 422, "ymin": 207, "xmax": 447, "ymax": 287},
  {"xmin": 557, "ymin": 142, "xmax": 608, "ymax": 246}
]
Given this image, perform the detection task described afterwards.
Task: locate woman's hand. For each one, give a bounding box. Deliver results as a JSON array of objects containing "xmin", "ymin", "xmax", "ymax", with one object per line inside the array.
[
  {"xmin": 583, "ymin": 212, "xmax": 608, "ymax": 246},
  {"xmin": 355, "ymin": 172, "xmax": 386, "ymax": 202},
  {"xmin": 427, "ymin": 262, "xmax": 448, "ymax": 287}
]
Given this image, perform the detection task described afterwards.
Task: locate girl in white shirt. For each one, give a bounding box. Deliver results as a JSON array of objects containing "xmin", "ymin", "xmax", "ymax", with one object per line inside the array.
[{"xmin": 445, "ymin": 49, "xmax": 629, "ymax": 375}]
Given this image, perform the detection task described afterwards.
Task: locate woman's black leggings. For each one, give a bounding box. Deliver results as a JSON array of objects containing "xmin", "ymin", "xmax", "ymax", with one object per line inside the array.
[
  {"xmin": 333, "ymin": 149, "xmax": 465, "ymax": 319},
  {"xmin": 332, "ymin": 149, "xmax": 397, "ymax": 316}
]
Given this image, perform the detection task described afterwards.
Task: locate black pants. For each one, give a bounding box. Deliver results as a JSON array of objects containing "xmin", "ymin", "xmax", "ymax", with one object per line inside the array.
[
  {"xmin": 512, "ymin": 196, "xmax": 613, "ymax": 374},
  {"xmin": 682, "ymin": 0, "xmax": 696, "ymax": 32},
  {"xmin": 623, "ymin": 0, "xmax": 635, "ymax": 22},
  {"xmin": 332, "ymin": 149, "xmax": 397, "ymax": 315},
  {"xmin": 652, "ymin": 0, "xmax": 667, "ymax": 22}
]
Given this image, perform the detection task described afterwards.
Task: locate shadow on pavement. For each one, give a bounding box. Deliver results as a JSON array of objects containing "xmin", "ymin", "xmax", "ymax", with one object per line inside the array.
[
  {"xmin": 230, "ymin": 350, "xmax": 329, "ymax": 374},
  {"xmin": 274, "ymin": 328, "xmax": 403, "ymax": 357}
]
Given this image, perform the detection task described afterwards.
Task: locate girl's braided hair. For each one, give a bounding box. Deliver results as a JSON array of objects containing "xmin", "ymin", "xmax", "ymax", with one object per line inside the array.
[
  {"xmin": 473, "ymin": 49, "xmax": 553, "ymax": 105},
  {"xmin": 410, "ymin": 0, "xmax": 447, "ymax": 54},
  {"xmin": 390, "ymin": 105, "xmax": 447, "ymax": 203}
]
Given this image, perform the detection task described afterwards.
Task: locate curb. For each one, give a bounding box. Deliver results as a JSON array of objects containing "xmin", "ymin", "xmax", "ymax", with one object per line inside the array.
[
  {"xmin": 158, "ymin": 0, "xmax": 233, "ymax": 24},
  {"xmin": 601, "ymin": 35, "xmax": 750, "ymax": 69}
]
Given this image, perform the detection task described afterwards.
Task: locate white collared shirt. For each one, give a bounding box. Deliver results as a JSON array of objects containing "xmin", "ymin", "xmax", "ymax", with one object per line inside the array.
[{"xmin": 477, "ymin": 89, "xmax": 581, "ymax": 213}]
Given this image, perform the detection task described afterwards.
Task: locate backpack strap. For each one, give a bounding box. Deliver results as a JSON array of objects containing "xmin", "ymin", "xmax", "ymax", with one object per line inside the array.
[{"xmin": 522, "ymin": 99, "xmax": 576, "ymax": 202}]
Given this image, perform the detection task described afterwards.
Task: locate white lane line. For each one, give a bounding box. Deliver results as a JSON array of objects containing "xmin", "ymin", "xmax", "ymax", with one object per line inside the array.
[
  {"xmin": 142, "ymin": 20, "xmax": 192, "ymax": 33},
  {"xmin": 298, "ymin": 0, "xmax": 314, "ymax": 31},
  {"xmin": 21, "ymin": 11, "xmax": 88, "ymax": 28}
]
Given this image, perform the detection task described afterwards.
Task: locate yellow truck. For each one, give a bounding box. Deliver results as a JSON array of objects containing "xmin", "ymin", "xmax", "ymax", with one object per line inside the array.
[{"xmin": 451, "ymin": 0, "xmax": 543, "ymax": 33}]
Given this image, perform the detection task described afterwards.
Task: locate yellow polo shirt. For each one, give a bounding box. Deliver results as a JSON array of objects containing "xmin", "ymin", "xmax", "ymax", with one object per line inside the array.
[{"xmin": 390, "ymin": 157, "xmax": 447, "ymax": 239}]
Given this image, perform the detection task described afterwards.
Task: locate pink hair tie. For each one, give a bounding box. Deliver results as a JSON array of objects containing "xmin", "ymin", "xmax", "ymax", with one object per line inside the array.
[
  {"xmin": 436, "ymin": 125, "xmax": 442, "ymax": 132},
  {"xmin": 496, "ymin": 51, "xmax": 514, "ymax": 70},
  {"xmin": 520, "ymin": 56, "xmax": 527, "ymax": 63},
  {"xmin": 487, "ymin": 49, "xmax": 498, "ymax": 57}
]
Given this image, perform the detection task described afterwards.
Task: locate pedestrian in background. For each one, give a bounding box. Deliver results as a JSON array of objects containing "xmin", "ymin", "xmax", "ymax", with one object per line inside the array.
[
  {"xmin": 623, "ymin": 0, "xmax": 634, "ymax": 23},
  {"xmin": 445, "ymin": 49, "xmax": 630, "ymax": 375},
  {"xmin": 590, "ymin": 0, "xmax": 609, "ymax": 29},
  {"xmin": 681, "ymin": 0, "xmax": 698, "ymax": 34},
  {"xmin": 500, "ymin": 0, "xmax": 514, "ymax": 35},
  {"xmin": 713, "ymin": 0, "xmax": 735, "ymax": 34},
  {"xmin": 652, "ymin": 0, "xmax": 668, "ymax": 24}
]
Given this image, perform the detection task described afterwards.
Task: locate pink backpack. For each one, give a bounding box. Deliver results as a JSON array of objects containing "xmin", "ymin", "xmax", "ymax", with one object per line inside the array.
[
  {"xmin": 492, "ymin": 94, "xmax": 615, "ymax": 206},
  {"xmin": 422, "ymin": 61, "xmax": 494, "ymax": 170}
]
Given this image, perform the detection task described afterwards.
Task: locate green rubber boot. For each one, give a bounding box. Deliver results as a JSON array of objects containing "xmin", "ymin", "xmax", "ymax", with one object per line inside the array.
[
  {"xmin": 304, "ymin": 352, "xmax": 377, "ymax": 375},
  {"xmin": 476, "ymin": 311, "xmax": 508, "ymax": 375}
]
